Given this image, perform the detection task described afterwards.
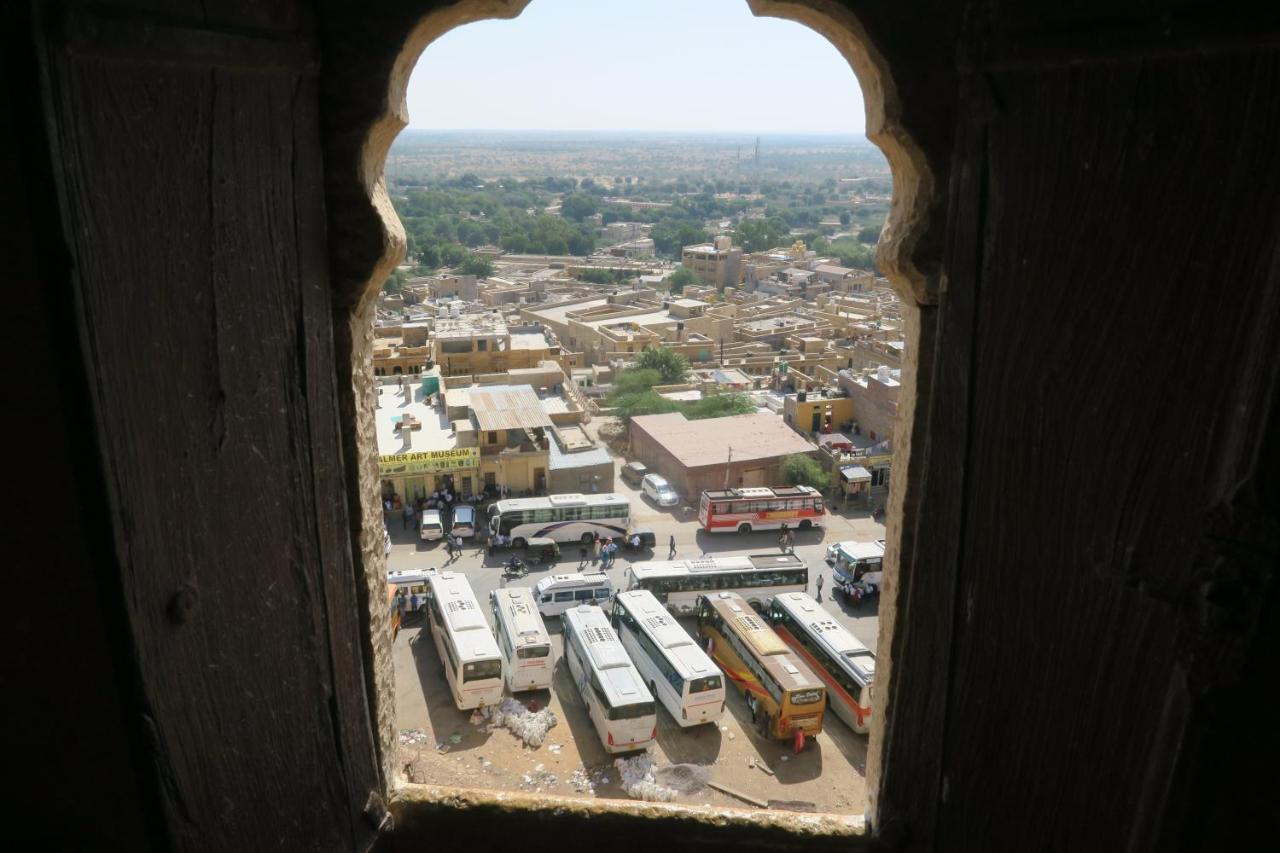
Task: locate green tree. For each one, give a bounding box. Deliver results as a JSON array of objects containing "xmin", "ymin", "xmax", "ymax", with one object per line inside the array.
[
  {"xmin": 857, "ymin": 226, "xmax": 880, "ymax": 245},
  {"xmin": 634, "ymin": 347, "xmax": 690, "ymax": 383},
  {"xmin": 667, "ymin": 267, "xmax": 697, "ymax": 294},
  {"xmin": 839, "ymin": 210, "xmax": 852, "ymax": 227},
  {"xmin": 457, "ymin": 253, "xmax": 494, "ymax": 277},
  {"xmin": 560, "ymin": 192, "xmax": 598, "ymax": 222},
  {"xmin": 780, "ymin": 454, "xmax": 828, "ymax": 491}
]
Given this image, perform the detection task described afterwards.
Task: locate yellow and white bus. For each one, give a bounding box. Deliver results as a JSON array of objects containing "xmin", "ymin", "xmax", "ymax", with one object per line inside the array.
[
  {"xmin": 561, "ymin": 604, "xmax": 657, "ymax": 753},
  {"xmin": 767, "ymin": 592, "xmax": 875, "ymax": 734},
  {"xmin": 696, "ymin": 591, "xmax": 826, "ymax": 751},
  {"xmin": 489, "ymin": 587, "xmax": 553, "ymax": 692},
  {"xmin": 610, "ymin": 590, "xmax": 725, "ymax": 727},
  {"xmin": 424, "ymin": 570, "xmax": 504, "ymax": 710}
]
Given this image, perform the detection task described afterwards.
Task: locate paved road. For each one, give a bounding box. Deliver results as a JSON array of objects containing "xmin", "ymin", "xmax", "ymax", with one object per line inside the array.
[{"xmin": 386, "ymin": 470, "xmax": 884, "ymax": 652}]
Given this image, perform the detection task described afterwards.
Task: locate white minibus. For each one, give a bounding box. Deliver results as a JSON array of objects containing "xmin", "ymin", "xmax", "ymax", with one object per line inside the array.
[
  {"xmin": 489, "ymin": 587, "xmax": 554, "ymax": 692},
  {"xmin": 533, "ymin": 573, "xmax": 614, "ymax": 617},
  {"xmin": 611, "ymin": 590, "xmax": 725, "ymax": 727}
]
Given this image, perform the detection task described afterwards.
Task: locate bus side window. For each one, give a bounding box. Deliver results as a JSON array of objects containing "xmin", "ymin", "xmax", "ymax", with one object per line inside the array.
[
  {"xmin": 541, "ymin": 594, "xmax": 552, "ymax": 603},
  {"xmin": 594, "ymin": 588, "xmax": 611, "ymax": 600},
  {"xmin": 574, "ymin": 589, "xmax": 594, "ymax": 602},
  {"xmin": 555, "ymin": 591, "xmax": 575, "ymax": 603}
]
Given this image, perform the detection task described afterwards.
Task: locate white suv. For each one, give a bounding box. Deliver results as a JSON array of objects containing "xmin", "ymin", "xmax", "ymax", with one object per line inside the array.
[{"xmin": 641, "ymin": 473, "xmax": 679, "ymax": 507}]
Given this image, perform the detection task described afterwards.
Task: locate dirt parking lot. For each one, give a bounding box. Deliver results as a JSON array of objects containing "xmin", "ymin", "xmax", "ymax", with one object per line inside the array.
[{"xmin": 395, "ymin": 614, "xmax": 868, "ymax": 816}]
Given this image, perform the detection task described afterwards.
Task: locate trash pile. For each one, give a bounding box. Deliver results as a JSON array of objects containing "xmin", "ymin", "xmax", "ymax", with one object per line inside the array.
[
  {"xmin": 611, "ymin": 754, "xmax": 680, "ymax": 802},
  {"xmin": 477, "ymin": 697, "xmax": 558, "ymax": 748}
]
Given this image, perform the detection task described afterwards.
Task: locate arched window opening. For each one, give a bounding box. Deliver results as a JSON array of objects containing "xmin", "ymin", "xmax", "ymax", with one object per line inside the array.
[{"xmin": 335, "ymin": 0, "xmax": 938, "ymax": 834}]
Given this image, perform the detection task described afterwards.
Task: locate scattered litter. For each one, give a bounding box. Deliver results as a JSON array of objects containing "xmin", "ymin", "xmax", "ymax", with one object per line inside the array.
[
  {"xmin": 548, "ymin": 744, "xmax": 562, "ymax": 754},
  {"xmin": 653, "ymin": 763, "xmax": 711, "ymax": 795},
  {"xmin": 727, "ymin": 731, "xmax": 735, "ymax": 741},
  {"xmin": 720, "ymin": 726, "xmax": 729, "ymax": 732},
  {"xmin": 570, "ymin": 766, "xmax": 611, "ymax": 794},
  {"xmin": 708, "ymin": 780, "xmax": 768, "ymax": 808},
  {"xmin": 767, "ymin": 799, "xmax": 817, "ymax": 813},
  {"xmin": 476, "ymin": 698, "xmax": 559, "ymax": 748},
  {"xmin": 398, "ymin": 729, "xmax": 431, "ymax": 744},
  {"xmin": 780, "ymin": 754, "xmax": 789, "ymax": 761},
  {"xmin": 449, "ymin": 732, "xmax": 462, "ymax": 745},
  {"xmin": 518, "ymin": 765, "xmax": 559, "ymax": 791}
]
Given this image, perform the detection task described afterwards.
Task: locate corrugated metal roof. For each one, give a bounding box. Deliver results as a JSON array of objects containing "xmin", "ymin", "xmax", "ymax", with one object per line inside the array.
[{"xmin": 469, "ymin": 384, "xmax": 554, "ymax": 432}]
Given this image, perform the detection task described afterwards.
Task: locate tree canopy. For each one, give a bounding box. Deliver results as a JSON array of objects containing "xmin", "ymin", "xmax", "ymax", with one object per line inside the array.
[
  {"xmin": 667, "ymin": 267, "xmax": 698, "ymax": 294},
  {"xmin": 605, "ymin": 365, "xmax": 753, "ymax": 425},
  {"xmin": 456, "ymin": 253, "xmax": 494, "ymax": 277},
  {"xmin": 634, "ymin": 346, "xmax": 690, "ymax": 383},
  {"xmin": 780, "ymin": 454, "xmax": 828, "ymax": 491}
]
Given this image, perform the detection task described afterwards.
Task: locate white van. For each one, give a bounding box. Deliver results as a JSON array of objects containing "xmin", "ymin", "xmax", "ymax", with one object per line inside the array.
[
  {"xmin": 449, "ymin": 505, "xmax": 476, "ymax": 539},
  {"xmin": 534, "ymin": 573, "xmax": 614, "ymax": 617},
  {"xmin": 419, "ymin": 509, "xmax": 444, "ymax": 541},
  {"xmin": 388, "ymin": 568, "xmax": 435, "ymax": 611}
]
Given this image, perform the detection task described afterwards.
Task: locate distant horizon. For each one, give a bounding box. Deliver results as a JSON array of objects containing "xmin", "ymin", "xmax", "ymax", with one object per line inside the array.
[{"xmin": 407, "ymin": 0, "xmax": 864, "ymax": 134}]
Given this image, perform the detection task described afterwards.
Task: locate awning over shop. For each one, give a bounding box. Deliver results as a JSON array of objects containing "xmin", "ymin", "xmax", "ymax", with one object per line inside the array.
[{"xmin": 840, "ymin": 465, "xmax": 872, "ymax": 482}]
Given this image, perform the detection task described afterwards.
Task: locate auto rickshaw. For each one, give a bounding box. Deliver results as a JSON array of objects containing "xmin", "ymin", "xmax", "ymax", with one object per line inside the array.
[
  {"xmin": 623, "ymin": 527, "xmax": 656, "ymax": 552},
  {"xmin": 524, "ymin": 537, "xmax": 560, "ymax": 566}
]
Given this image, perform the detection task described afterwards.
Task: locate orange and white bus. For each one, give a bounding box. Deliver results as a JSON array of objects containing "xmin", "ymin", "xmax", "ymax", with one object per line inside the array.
[
  {"xmin": 766, "ymin": 592, "xmax": 875, "ymax": 734},
  {"xmin": 696, "ymin": 592, "xmax": 826, "ymax": 751},
  {"xmin": 698, "ymin": 486, "xmax": 826, "ymax": 534}
]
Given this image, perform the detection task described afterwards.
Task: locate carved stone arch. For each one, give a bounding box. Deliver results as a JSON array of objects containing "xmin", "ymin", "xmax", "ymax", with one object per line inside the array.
[{"xmin": 317, "ymin": 0, "xmax": 954, "ymax": 822}]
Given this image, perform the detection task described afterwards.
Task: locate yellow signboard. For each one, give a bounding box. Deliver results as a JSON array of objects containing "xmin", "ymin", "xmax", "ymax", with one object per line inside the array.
[{"xmin": 379, "ymin": 447, "xmax": 479, "ymax": 476}]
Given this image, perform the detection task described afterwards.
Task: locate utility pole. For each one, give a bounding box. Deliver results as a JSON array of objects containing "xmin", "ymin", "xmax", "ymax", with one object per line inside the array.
[{"xmin": 723, "ymin": 446, "xmax": 733, "ymax": 491}]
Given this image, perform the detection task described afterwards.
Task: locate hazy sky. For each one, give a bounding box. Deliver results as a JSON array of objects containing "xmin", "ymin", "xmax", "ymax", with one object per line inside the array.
[{"xmin": 406, "ymin": 0, "xmax": 865, "ymax": 133}]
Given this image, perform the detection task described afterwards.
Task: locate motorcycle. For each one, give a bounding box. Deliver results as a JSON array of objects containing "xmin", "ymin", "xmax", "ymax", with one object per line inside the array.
[{"xmin": 502, "ymin": 556, "xmax": 527, "ymax": 580}]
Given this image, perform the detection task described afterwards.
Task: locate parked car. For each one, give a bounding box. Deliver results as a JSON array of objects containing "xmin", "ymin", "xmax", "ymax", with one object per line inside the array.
[
  {"xmin": 419, "ymin": 509, "xmax": 444, "ymax": 541},
  {"xmin": 620, "ymin": 461, "xmax": 648, "ymax": 486},
  {"xmin": 641, "ymin": 473, "xmax": 679, "ymax": 507},
  {"xmin": 449, "ymin": 504, "xmax": 476, "ymax": 539}
]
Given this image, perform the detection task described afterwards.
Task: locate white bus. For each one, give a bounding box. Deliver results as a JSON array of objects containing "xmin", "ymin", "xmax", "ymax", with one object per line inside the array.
[
  {"xmin": 766, "ymin": 592, "xmax": 876, "ymax": 734},
  {"xmin": 489, "ymin": 587, "xmax": 554, "ymax": 692},
  {"xmin": 625, "ymin": 553, "xmax": 808, "ymax": 614},
  {"xmin": 423, "ymin": 570, "xmax": 504, "ymax": 710},
  {"xmin": 610, "ymin": 590, "xmax": 726, "ymax": 727},
  {"xmin": 487, "ymin": 493, "xmax": 631, "ymax": 549},
  {"xmin": 561, "ymin": 605, "xmax": 657, "ymax": 753}
]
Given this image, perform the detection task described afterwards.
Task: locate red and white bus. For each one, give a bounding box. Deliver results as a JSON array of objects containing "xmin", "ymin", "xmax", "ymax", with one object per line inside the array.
[{"xmin": 698, "ymin": 486, "xmax": 826, "ymax": 534}]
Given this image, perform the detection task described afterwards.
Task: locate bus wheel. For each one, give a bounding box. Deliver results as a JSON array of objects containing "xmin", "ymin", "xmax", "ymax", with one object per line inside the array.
[
  {"xmin": 798, "ymin": 519, "xmax": 812, "ymax": 530},
  {"xmin": 737, "ymin": 523, "xmax": 752, "ymax": 535},
  {"xmin": 581, "ymin": 532, "xmax": 594, "ymax": 545},
  {"xmin": 512, "ymin": 537, "xmax": 527, "ymax": 551}
]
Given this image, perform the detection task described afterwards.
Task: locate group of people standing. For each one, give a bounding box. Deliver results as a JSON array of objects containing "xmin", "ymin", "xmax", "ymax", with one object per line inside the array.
[{"xmin": 578, "ymin": 533, "xmax": 620, "ymax": 569}]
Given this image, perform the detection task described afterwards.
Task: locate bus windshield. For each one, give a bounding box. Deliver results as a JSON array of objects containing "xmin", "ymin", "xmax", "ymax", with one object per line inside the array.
[
  {"xmin": 608, "ymin": 700, "xmax": 657, "ymax": 721},
  {"xmin": 463, "ymin": 659, "xmax": 502, "ymax": 682},
  {"xmin": 689, "ymin": 675, "xmax": 723, "ymax": 694},
  {"xmin": 516, "ymin": 645, "xmax": 550, "ymax": 659}
]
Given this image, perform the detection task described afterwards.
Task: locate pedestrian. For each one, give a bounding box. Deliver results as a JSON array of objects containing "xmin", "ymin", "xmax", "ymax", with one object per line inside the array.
[
  {"xmin": 394, "ymin": 589, "xmax": 406, "ymax": 618},
  {"xmin": 592, "ymin": 532, "xmax": 601, "ymax": 562},
  {"xmin": 403, "ymin": 503, "xmax": 415, "ymax": 531},
  {"xmin": 409, "ymin": 592, "xmax": 418, "ymax": 614},
  {"xmin": 785, "ymin": 529, "xmax": 794, "ymax": 553},
  {"xmin": 816, "ymin": 573, "xmax": 825, "ymax": 601},
  {"xmin": 778, "ymin": 522, "xmax": 789, "ymax": 551},
  {"xmin": 668, "ymin": 534, "xmax": 676, "ymax": 559},
  {"xmin": 578, "ymin": 543, "xmax": 588, "ymax": 568}
]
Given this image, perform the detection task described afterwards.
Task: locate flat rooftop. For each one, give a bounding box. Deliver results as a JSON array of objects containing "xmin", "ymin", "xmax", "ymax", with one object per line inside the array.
[
  {"xmin": 435, "ymin": 314, "xmax": 508, "ymax": 338},
  {"xmin": 522, "ymin": 297, "xmax": 610, "ymax": 327},
  {"xmin": 375, "ymin": 383, "xmax": 458, "ymax": 456},
  {"xmin": 509, "ymin": 330, "xmax": 549, "ymax": 351},
  {"xmin": 631, "ymin": 412, "xmax": 814, "ymax": 469}
]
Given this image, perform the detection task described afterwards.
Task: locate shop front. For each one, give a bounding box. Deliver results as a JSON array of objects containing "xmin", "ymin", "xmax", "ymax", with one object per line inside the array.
[{"xmin": 379, "ymin": 447, "xmax": 480, "ymax": 508}]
